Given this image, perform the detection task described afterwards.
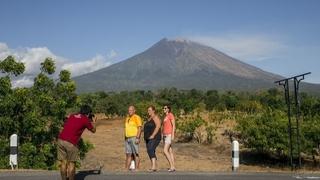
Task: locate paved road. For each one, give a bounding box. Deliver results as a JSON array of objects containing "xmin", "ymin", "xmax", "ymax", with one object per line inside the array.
[{"xmin": 1, "ymin": 171, "xmax": 320, "ymax": 180}]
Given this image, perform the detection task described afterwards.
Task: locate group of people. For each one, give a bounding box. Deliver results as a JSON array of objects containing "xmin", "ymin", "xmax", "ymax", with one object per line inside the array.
[
  {"xmin": 124, "ymin": 105, "xmax": 176, "ymax": 172},
  {"xmin": 56, "ymin": 104, "xmax": 176, "ymax": 180}
]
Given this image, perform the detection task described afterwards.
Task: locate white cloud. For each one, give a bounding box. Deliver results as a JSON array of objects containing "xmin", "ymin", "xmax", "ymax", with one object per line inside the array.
[
  {"xmin": 11, "ymin": 76, "xmax": 34, "ymax": 88},
  {"xmin": 62, "ymin": 54, "xmax": 111, "ymax": 77},
  {"xmin": 0, "ymin": 42, "xmax": 116, "ymax": 88},
  {"xmin": 0, "ymin": 42, "xmax": 10, "ymax": 60},
  {"xmin": 188, "ymin": 34, "xmax": 287, "ymax": 62}
]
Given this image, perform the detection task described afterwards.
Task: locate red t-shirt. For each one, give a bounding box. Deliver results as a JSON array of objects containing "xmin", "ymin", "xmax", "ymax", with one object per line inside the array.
[{"xmin": 58, "ymin": 114, "xmax": 93, "ymax": 146}]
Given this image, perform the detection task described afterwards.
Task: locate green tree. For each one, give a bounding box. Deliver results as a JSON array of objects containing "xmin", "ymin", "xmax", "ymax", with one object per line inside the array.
[
  {"xmin": 0, "ymin": 55, "xmax": 25, "ymax": 76},
  {"xmin": 0, "ymin": 56, "xmax": 91, "ymax": 169},
  {"xmin": 204, "ymin": 90, "xmax": 219, "ymax": 111},
  {"xmin": 40, "ymin": 57, "xmax": 55, "ymax": 75},
  {"xmin": 237, "ymin": 109, "xmax": 288, "ymax": 154}
]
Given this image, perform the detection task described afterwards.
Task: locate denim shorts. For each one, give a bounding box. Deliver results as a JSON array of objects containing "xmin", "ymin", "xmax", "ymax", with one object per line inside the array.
[
  {"xmin": 125, "ymin": 137, "xmax": 139, "ymax": 154},
  {"xmin": 163, "ymin": 134, "xmax": 172, "ymax": 144}
]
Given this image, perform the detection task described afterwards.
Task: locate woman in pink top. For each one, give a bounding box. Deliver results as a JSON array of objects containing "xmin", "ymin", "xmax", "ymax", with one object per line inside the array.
[{"xmin": 162, "ymin": 105, "xmax": 176, "ymax": 172}]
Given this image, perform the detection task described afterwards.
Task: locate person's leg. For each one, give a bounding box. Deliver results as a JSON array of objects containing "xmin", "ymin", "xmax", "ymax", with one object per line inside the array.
[
  {"xmin": 65, "ymin": 140, "xmax": 78, "ymax": 179},
  {"xmin": 131, "ymin": 138, "xmax": 140, "ymax": 170},
  {"xmin": 146, "ymin": 140, "xmax": 155, "ymax": 170},
  {"xmin": 169, "ymin": 146, "xmax": 175, "ymax": 170},
  {"xmin": 126, "ymin": 153, "xmax": 132, "ymax": 170},
  {"xmin": 57, "ymin": 140, "xmax": 68, "ymax": 180},
  {"xmin": 125, "ymin": 139, "xmax": 133, "ymax": 170},
  {"xmin": 147, "ymin": 139, "xmax": 160, "ymax": 170},
  {"xmin": 134, "ymin": 154, "xmax": 140, "ymax": 170},
  {"xmin": 59, "ymin": 160, "xmax": 68, "ymax": 180},
  {"xmin": 151, "ymin": 157, "xmax": 156, "ymax": 170},
  {"xmin": 153, "ymin": 139, "xmax": 161, "ymax": 170},
  {"xmin": 67, "ymin": 161, "xmax": 76, "ymax": 180},
  {"xmin": 163, "ymin": 143, "xmax": 173, "ymax": 169}
]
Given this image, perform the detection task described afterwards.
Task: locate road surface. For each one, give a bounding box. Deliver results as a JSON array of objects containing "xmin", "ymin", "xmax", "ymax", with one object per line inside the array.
[{"xmin": 0, "ymin": 171, "xmax": 319, "ymax": 180}]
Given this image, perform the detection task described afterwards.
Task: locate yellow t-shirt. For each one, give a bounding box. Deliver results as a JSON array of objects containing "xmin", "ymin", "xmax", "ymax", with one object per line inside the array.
[{"xmin": 125, "ymin": 114, "xmax": 142, "ymax": 138}]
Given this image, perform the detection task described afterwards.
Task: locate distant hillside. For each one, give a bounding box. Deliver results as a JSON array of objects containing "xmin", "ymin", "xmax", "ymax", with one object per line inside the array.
[{"xmin": 74, "ymin": 38, "xmax": 320, "ymax": 93}]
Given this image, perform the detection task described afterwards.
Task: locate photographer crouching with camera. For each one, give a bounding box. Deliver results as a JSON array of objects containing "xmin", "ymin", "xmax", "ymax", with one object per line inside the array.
[{"xmin": 57, "ymin": 105, "xmax": 97, "ymax": 180}]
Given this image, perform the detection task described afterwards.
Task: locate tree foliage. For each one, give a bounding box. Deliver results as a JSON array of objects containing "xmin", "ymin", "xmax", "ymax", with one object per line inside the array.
[{"xmin": 0, "ymin": 56, "xmax": 90, "ymax": 169}]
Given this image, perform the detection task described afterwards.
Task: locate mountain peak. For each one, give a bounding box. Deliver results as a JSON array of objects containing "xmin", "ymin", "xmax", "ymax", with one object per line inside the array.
[
  {"xmin": 156, "ymin": 37, "xmax": 193, "ymax": 44},
  {"xmin": 150, "ymin": 37, "xmax": 196, "ymax": 54},
  {"xmin": 168, "ymin": 37, "xmax": 191, "ymax": 43},
  {"xmin": 74, "ymin": 38, "xmax": 284, "ymax": 92}
]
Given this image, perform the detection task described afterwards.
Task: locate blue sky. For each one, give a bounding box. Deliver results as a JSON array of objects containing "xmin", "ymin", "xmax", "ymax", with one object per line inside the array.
[{"xmin": 0, "ymin": 0, "xmax": 320, "ymax": 86}]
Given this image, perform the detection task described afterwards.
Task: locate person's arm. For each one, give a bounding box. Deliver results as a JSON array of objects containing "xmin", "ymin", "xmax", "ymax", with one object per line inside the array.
[
  {"xmin": 135, "ymin": 126, "xmax": 142, "ymax": 144},
  {"xmin": 171, "ymin": 117, "xmax": 176, "ymax": 141},
  {"xmin": 149, "ymin": 116, "xmax": 161, "ymax": 139},
  {"xmin": 89, "ymin": 116, "xmax": 97, "ymax": 133}
]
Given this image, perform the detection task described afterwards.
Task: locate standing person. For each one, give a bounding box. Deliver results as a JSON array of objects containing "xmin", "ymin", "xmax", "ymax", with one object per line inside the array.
[
  {"xmin": 124, "ymin": 105, "xmax": 142, "ymax": 171},
  {"xmin": 144, "ymin": 106, "xmax": 161, "ymax": 171},
  {"xmin": 162, "ymin": 105, "xmax": 176, "ymax": 172},
  {"xmin": 57, "ymin": 105, "xmax": 96, "ymax": 180}
]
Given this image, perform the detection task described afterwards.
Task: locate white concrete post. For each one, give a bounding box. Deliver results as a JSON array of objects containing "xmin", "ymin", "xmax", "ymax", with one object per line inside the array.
[
  {"xmin": 9, "ymin": 134, "xmax": 18, "ymax": 170},
  {"xmin": 232, "ymin": 140, "xmax": 239, "ymax": 171}
]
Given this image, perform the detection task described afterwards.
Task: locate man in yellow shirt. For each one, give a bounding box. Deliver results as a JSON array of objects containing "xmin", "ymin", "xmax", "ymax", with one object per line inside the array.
[{"xmin": 125, "ymin": 105, "xmax": 142, "ymax": 171}]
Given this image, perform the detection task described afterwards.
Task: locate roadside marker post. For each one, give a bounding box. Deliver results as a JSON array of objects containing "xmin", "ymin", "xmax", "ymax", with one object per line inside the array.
[
  {"xmin": 9, "ymin": 134, "xmax": 18, "ymax": 170},
  {"xmin": 232, "ymin": 140, "xmax": 239, "ymax": 172}
]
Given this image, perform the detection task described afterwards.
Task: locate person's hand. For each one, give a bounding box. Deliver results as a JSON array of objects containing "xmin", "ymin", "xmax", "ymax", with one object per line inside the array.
[
  {"xmin": 135, "ymin": 138, "xmax": 140, "ymax": 144},
  {"xmin": 149, "ymin": 135, "xmax": 154, "ymax": 140},
  {"xmin": 171, "ymin": 135, "xmax": 175, "ymax": 141},
  {"xmin": 92, "ymin": 116, "xmax": 97, "ymax": 123}
]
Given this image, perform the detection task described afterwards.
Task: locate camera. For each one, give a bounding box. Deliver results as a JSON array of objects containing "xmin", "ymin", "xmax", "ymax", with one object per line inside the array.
[{"xmin": 88, "ymin": 113, "xmax": 95, "ymax": 121}]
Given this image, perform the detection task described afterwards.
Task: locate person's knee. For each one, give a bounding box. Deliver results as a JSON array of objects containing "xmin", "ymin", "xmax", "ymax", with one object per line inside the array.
[
  {"xmin": 147, "ymin": 148, "xmax": 154, "ymax": 155},
  {"xmin": 163, "ymin": 149, "xmax": 169, "ymax": 155},
  {"xmin": 67, "ymin": 162, "xmax": 75, "ymax": 172},
  {"xmin": 164, "ymin": 144, "xmax": 171, "ymax": 152},
  {"xmin": 60, "ymin": 168, "xmax": 67, "ymax": 175},
  {"xmin": 148, "ymin": 152, "xmax": 156, "ymax": 159},
  {"xmin": 60, "ymin": 160, "xmax": 67, "ymax": 169}
]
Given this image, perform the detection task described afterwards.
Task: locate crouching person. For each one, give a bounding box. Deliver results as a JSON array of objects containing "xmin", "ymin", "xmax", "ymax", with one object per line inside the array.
[{"xmin": 57, "ymin": 105, "xmax": 96, "ymax": 180}]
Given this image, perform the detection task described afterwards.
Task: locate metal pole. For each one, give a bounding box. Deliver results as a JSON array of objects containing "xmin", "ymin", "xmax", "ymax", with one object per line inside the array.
[
  {"xmin": 275, "ymin": 72, "xmax": 311, "ymax": 170},
  {"xmin": 284, "ymin": 80, "xmax": 294, "ymax": 170},
  {"xmin": 294, "ymin": 77, "xmax": 302, "ymax": 168}
]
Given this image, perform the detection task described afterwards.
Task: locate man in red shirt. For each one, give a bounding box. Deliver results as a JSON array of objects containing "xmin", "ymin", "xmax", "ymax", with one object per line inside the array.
[{"xmin": 57, "ymin": 105, "xmax": 96, "ymax": 180}]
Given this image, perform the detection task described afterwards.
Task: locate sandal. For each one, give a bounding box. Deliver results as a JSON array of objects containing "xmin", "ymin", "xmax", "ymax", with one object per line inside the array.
[
  {"xmin": 168, "ymin": 169, "xmax": 175, "ymax": 172},
  {"xmin": 148, "ymin": 169, "xmax": 157, "ymax": 172}
]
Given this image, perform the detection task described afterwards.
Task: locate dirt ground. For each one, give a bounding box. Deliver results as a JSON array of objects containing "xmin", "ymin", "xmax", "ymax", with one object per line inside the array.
[{"xmin": 80, "ymin": 115, "xmax": 320, "ymax": 173}]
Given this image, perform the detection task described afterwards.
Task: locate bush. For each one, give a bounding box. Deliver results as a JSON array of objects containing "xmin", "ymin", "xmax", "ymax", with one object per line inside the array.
[{"xmin": 237, "ymin": 109, "xmax": 288, "ymax": 155}]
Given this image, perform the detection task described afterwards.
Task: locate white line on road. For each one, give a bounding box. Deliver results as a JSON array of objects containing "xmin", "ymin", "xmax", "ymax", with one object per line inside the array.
[{"xmin": 295, "ymin": 176, "xmax": 320, "ymax": 179}]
